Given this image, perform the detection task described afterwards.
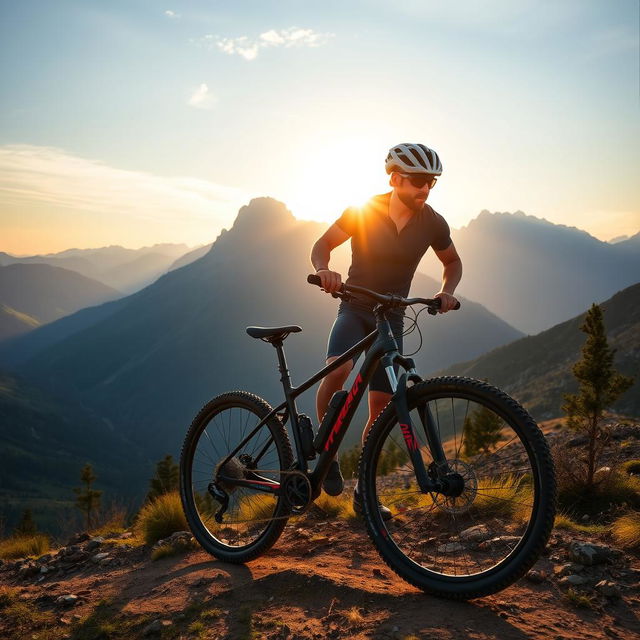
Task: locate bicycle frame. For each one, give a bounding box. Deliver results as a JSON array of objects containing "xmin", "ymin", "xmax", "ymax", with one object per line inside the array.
[{"xmin": 216, "ymin": 304, "xmax": 449, "ymax": 499}]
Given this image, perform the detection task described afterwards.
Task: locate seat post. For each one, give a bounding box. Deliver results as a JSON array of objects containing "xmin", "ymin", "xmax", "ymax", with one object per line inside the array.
[{"xmin": 273, "ymin": 341, "xmax": 293, "ymax": 392}]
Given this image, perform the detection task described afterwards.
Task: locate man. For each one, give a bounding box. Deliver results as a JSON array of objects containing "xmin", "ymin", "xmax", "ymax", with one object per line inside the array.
[{"xmin": 310, "ymin": 142, "xmax": 462, "ymax": 520}]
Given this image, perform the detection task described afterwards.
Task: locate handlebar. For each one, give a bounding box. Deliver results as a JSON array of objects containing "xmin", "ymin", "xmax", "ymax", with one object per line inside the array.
[{"xmin": 307, "ymin": 274, "xmax": 461, "ymax": 313}]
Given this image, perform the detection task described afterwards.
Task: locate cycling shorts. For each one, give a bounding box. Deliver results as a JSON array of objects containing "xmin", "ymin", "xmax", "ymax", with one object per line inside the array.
[{"xmin": 326, "ymin": 300, "xmax": 404, "ymax": 394}]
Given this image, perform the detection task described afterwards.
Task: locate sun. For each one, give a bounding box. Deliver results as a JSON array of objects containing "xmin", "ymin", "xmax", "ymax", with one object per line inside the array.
[{"xmin": 284, "ymin": 137, "xmax": 389, "ymax": 224}]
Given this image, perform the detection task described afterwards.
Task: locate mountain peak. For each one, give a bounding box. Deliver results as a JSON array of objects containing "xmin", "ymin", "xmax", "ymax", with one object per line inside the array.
[{"xmin": 231, "ymin": 197, "xmax": 295, "ymax": 235}]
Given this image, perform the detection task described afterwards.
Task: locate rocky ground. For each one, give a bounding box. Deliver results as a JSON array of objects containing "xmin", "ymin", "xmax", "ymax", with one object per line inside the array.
[
  {"xmin": 1, "ymin": 516, "xmax": 639, "ymax": 640},
  {"xmin": 1, "ymin": 417, "xmax": 639, "ymax": 640}
]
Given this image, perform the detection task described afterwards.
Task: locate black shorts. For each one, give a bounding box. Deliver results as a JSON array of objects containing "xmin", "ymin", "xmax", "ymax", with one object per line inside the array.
[{"xmin": 326, "ymin": 300, "xmax": 404, "ymax": 394}]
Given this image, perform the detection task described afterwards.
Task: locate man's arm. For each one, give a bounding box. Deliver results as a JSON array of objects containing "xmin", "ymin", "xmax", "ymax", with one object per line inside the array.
[
  {"xmin": 310, "ymin": 223, "xmax": 350, "ymax": 293},
  {"xmin": 433, "ymin": 241, "xmax": 462, "ymax": 313}
]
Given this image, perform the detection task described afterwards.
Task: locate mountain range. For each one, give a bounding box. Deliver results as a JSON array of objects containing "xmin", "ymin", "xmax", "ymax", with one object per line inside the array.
[
  {"xmin": 2, "ymin": 198, "xmax": 523, "ymax": 461},
  {"xmin": 441, "ymin": 282, "xmax": 639, "ymax": 420},
  {"xmin": 0, "ymin": 243, "xmax": 201, "ymax": 294},
  {"xmin": 419, "ymin": 211, "xmax": 640, "ymax": 334}
]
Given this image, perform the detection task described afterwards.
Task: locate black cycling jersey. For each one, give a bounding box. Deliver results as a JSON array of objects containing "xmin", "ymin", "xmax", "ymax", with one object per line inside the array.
[{"xmin": 335, "ymin": 191, "xmax": 451, "ymax": 303}]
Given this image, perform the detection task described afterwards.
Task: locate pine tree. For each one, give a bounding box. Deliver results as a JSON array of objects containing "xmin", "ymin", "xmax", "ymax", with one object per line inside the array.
[
  {"xmin": 562, "ymin": 304, "xmax": 634, "ymax": 489},
  {"xmin": 146, "ymin": 454, "xmax": 179, "ymax": 502},
  {"xmin": 463, "ymin": 405, "xmax": 503, "ymax": 457},
  {"xmin": 74, "ymin": 463, "xmax": 102, "ymax": 530},
  {"xmin": 14, "ymin": 509, "xmax": 37, "ymax": 536}
]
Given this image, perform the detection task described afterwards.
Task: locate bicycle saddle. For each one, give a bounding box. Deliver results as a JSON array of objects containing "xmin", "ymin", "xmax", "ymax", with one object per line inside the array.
[{"xmin": 246, "ymin": 325, "xmax": 302, "ymax": 341}]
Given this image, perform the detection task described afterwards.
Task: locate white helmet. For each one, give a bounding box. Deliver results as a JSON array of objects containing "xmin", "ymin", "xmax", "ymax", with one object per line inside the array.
[{"xmin": 385, "ymin": 143, "xmax": 443, "ymax": 175}]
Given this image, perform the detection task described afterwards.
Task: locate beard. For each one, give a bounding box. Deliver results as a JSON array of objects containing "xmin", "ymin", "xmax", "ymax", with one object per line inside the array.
[{"xmin": 397, "ymin": 189, "xmax": 427, "ymax": 212}]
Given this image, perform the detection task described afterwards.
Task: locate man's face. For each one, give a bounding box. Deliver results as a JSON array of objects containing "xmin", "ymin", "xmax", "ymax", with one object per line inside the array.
[{"xmin": 394, "ymin": 173, "xmax": 432, "ymax": 212}]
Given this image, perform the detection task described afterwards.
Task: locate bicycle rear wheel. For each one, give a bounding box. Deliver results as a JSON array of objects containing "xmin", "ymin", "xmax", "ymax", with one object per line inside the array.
[
  {"xmin": 180, "ymin": 391, "xmax": 293, "ymax": 563},
  {"xmin": 360, "ymin": 376, "xmax": 556, "ymax": 599}
]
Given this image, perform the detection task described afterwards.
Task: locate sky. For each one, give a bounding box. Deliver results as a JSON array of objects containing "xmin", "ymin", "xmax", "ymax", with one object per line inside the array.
[{"xmin": 1, "ymin": 0, "xmax": 639, "ymax": 255}]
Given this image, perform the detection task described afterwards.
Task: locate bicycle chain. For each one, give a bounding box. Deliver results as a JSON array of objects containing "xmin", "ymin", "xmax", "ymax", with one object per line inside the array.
[{"xmin": 210, "ymin": 468, "xmax": 316, "ymax": 525}]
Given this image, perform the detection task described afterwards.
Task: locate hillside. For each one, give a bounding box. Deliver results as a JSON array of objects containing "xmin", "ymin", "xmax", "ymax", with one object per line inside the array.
[
  {"xmin": 0, "ymin": 264, "xmax": 121, "ymax": 341},
  {"xmin": 10, "ymin": 198, "xmax": 523, "ymax": 462},
  {"xmin": 420, "ymin": 211, "xmax": 640, "ymax": 334},
  {"xmin": 440, "ymin": 282, "xmax": 640, "ymax": 420},
  {"xmin": 0, "ymin": 370, "xmax": 149, "ymax": 533}
]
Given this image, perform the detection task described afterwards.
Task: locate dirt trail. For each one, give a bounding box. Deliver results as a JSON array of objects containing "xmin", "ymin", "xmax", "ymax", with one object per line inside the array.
[{"xmin": 3, "ymin": 517, "xmax": 639, "ymax": 640}]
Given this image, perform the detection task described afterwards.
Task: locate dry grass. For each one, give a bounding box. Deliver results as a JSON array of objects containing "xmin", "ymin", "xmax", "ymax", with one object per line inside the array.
[
  {"xmin": 0, "ymin": 534, "xmax": 49, "ymax": 560},
  {"xmin": 611, "ymin": 511, "xmax": 640, "ymax": 549},
  {"xmin": 343, "ymin": 606, "xmax": 365, "ymax": 626},
  {"xmin": 135, "ymin": 491, "xmax": 188, "ymax": 545},
  {"xmin": 563, "ymin": 587, "xmax": 597, "ymax": 610},
  {"xmin": 554, "ymin": 512, "xmax": 608, "ymax": 535},
  {"xmin": 236, "ymin": 493, "xmax": 278, "ymax": 522},
  {"xmin": 0, "ymin": 586, "xmax": 62, "ymax": 639},
  {"xmin": 620, "ymin": 459, "xmax": 640, "ymax": 476},
  {"xmin": 472, "ymin": 473, "xmax": 533, "ymax": 522}
]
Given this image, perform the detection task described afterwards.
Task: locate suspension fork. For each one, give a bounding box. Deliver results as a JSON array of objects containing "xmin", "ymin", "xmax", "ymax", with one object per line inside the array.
[{"xmin": 390, "ymin": 361, "xmax": 451, "ymax": 492}]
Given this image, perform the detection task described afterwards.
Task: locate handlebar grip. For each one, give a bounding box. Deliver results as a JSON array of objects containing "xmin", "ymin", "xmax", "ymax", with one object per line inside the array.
[{"xmin": 307, "ymin": 274, "xmax": 322, "ymax": 287}]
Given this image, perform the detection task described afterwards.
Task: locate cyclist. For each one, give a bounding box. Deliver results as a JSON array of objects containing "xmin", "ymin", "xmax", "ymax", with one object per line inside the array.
[{"xmin": 310, "ymin": 142, "xmax": 462, "ymax": 519}]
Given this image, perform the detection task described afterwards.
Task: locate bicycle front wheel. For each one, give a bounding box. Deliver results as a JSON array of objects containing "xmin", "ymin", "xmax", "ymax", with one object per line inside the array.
[
  {"xmin": 180, "ymin": 391, "xmax": 293, "ymax": 563},
  {"xmin": 360, "ymin": 376, "xmax": 556, "ymax": 599}
]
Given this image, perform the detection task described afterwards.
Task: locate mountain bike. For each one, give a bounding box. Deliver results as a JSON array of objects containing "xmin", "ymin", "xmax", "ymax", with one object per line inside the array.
[{"xmin": 179, "ymin": 275, "xmax": 556, "ymax": 599}]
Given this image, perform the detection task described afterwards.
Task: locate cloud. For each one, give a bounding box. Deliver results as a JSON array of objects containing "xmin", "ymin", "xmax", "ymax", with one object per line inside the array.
[
  {"xmin": 0, "ymin": 145, "xmax": 248, "ymax": 227},
  {"xmin": 192, "ymin": 27, "xmax": 335, "ymax": 61},
  {"xmin": 188, "ymin": 83, "xmax": 216, "ymax": 109},
  {"xmin": 164, "ymin": 10, "xmax": 180, "ymax": 19}
]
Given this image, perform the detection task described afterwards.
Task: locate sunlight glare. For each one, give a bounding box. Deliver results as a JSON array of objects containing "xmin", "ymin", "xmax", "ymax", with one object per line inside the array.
[{"xmin": 284, "ymin": 137, "xmax": 389, "ymax": 224}]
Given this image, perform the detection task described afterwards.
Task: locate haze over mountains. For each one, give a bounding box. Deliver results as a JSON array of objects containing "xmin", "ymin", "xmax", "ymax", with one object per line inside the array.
[
  {"xmin": 0, "ymin": 243, "xmax": 202, "ymax": 294},
  {"xmin": 0, "ymin": 264, "xmax": 120, "ymax": 341},
  {"xmin": 419, "ymin": 210, "xmax": 640, "ymax": 334},
  {"xmin": 2, "ymin": 198, "xmax": 522, "ymax": 462}
]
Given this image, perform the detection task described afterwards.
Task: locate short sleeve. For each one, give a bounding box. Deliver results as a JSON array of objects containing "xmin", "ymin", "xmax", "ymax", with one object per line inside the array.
[
  {"xmin": 431, "ymin": 212, "xmax": 452, "ymax": 251},
  {"xmin": 334, "ymin": 206, "xmax": 358, "ymax": 236}
]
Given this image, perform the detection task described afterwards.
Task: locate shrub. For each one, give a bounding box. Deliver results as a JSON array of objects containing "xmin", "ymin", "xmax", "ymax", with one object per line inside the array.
[
  {"xmin": 612, "ymin": 512, "xmax": 640, "ymax": 549},
  {"xmin": 0, "ymin": 534, "xmax": 50, "ymax": 560},
  {"xmin": 135, "ymin": 491, "xmax": 188, "ymax": 545}
]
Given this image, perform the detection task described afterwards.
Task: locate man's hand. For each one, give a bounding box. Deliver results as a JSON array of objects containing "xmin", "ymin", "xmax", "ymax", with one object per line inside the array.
[
  {"xmin": 434, "ymin": 291, "xmax": 458, "ymax": 313},
  {"xmin": 316, "ymin": 269, "xmax": 343, "ymax": 294}
]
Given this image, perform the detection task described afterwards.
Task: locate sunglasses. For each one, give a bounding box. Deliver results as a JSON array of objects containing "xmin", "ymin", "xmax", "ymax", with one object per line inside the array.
[{"xmin": 397, "ymin": 173, "xmax": 438, "ymax": 189}]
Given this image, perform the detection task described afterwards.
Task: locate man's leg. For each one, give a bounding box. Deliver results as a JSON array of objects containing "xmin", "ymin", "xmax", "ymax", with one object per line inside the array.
[
  {"xmin": 317, "ymin": 356, "xmax": 353, "ymax": 496},
  {"xmin": 362, "ymin": 390, "xmax": 392, "ymax": 446},
  {"xmin": 316, "ymin": 356, "xmax": 353, "ymax": 424}
]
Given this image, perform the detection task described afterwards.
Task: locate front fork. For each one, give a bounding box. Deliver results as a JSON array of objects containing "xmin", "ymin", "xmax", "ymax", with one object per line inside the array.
[{"xmin": 385, "ymin": 355, "xmax": 452, "ymax": 494}]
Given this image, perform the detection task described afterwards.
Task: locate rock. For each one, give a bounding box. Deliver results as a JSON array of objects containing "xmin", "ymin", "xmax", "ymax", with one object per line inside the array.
[
  {"xmin": 18, "ymin": 563, "xmax": 39, "ymax": 579},
  {"xmin": 119, "ymin": 532, "xmax": 133, "ymax": 539},
  {"xmin": 554, "ymin": 563, "xmax": 584, "ymax": 577},
  {"xmin": 560, "ymin": 574, "xmax": 589, "ymax": 586},
  {"xmin": 36, "ymin": 554, "xmax": 52, "ymax": 564},
  {"xmin": 569, "ymin": 542, "xmax": 621, "ymax": 566},
  {"xmin": 152, "ymin": 531, "xmax": 194, "ymax": 551},
  {"xmin": 65, "ymin": 550, "xmax": 89, "ymax": 563},
  {"xmin": 372, "ymin": 568, "xmax": 385, "ymax": 578},
  {"xmin": 56, "ymin": 595, "xmax": 79, "ymax": 607},
  {"xmin": 595, "ymin": 580, "xmax": 621, "ymax": 598},
  {"xmin": 91, "ymin": 553, "xmax": 110, "ymax": 564},
  {"xmin": 581, "ymin": 514, "xmax": 590, "ymax": 522},
  {"xmin": 459, "ymin": 524, "xmax": 490, "ymax": 542},
  {"xmin": 568, "ymin": 435, "xmax": 588, "ymax": 447},
  {"xmin": 437, "ymin": 542, "xmax": 465, "ymax": 554},
  {"xmin": 86, "ymin": 537, "xmax": 104, "ymax": 551},
  {"xmin": 142, "ymin": 619, "xmax": 173, "ymax": 636},
  {"xmin": 67, "ymin": 532, "xmax": 91, "ymax": 546},
  {"xmin": 478, "ymin": 536, "xmax": 521, "ymax": 550},
  {"xmin": 526, "ymin": 569, "xmax": 547, "ymax": 583}
]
